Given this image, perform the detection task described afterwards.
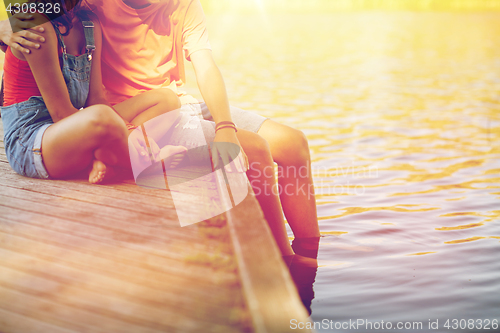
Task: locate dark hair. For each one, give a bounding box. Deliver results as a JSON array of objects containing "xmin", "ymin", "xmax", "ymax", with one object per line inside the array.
[{"xmin": 29, "ymin": 0, "xmax": 90, "ymax": 36}]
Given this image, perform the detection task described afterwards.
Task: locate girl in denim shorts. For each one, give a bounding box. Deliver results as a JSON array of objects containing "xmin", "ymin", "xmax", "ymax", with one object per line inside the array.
[{"xmin": 1, "ymin": 0, "xmax": 185, "ymax": 184}]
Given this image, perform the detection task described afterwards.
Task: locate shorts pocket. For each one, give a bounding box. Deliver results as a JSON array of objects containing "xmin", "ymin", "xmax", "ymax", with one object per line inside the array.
[{"xmin": 18, "ymin": 109, "xmax": 41, "ymax": 146}]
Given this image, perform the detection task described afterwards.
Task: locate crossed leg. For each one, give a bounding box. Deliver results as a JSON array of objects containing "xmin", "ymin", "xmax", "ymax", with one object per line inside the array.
[
  {"xmin": 113, "ymin": 88, "xmax": 181, "ymax": 130},
  {"xmin": 113, "ymin": 88, "xmax": 187, "ymax": 168},
  {"xmin": 41, "ymin": 105, "xmax": 130, "ymax": 182}
]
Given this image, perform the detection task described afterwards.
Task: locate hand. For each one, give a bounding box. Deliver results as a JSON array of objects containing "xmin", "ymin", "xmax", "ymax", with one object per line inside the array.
[
  {"xmin": 212, "ymin": 128, "xmax": 249, "ymax": 173},
  {"xmin": 128, "ymin": 128, "xmax": 161, "ymax": 164},
  {"xmin": 0, "ymin": 13, "xmax": 46, "ymax": 54}
]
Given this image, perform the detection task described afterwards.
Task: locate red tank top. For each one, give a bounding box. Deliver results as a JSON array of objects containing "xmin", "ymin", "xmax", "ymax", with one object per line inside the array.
[
  {"xmin": 3, "ymin": 47, "xmax": 42, "ymax": 106},
  {"xmin": 2, "ymin": 25, "xmax": 82, "ymax": 107}
]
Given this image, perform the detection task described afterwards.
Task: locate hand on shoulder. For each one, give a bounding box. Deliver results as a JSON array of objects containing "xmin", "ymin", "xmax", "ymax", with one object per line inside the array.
[
  {"xmin": 0, "ymin": 12, "xmax": 47, "ymax": 55},
  {"xmin": 10, "ymin": 15, "xmax": 55, "ymax": 60}
]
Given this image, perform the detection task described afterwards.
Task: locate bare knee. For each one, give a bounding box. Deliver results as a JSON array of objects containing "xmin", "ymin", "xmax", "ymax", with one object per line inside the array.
[
  {"xmin": 294, "ymin": 129, "xmax": 311, "ymax": 163},
  {"xmin": 246, "ymin": 134, "xmax": 274, "ymax": 173},
  {"xmin": 153, "ymin": 89, "xmax": 181, "ymax": 111},
  {"xmin": 282, "ymin": 128, "xmax": 310, "ymax": 167},
  {"xmin": 86, "ymin": 105, "xmax": 125, "ymax": 141}
]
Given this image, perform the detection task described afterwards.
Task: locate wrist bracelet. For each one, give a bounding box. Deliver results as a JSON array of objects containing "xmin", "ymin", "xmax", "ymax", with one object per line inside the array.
[
  {"xmin": 215, "ymin": 125, "xmax": 237, "ymax": 133},
  {"xmin": 216, "ymin": 121, "xmax": 236, "ymax": 128}
]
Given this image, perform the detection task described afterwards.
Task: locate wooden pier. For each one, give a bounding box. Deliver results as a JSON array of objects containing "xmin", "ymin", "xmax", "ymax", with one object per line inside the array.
[{"xmin": 0, "ymin": 122, "xmax": 311, "ymax": 332}]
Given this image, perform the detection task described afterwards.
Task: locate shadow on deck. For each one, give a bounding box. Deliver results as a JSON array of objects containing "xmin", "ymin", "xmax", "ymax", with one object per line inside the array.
[{"xmin": 0, "ymin": 122, "xmax": 311, "ymax": 332}]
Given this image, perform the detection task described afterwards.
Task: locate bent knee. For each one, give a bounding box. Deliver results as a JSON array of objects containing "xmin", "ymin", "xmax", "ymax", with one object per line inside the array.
[
  {"xmin": 281, "ymin": 128, "xmax": 311, "ymax": 167},
  {"xmin": 294, "ymin": 129, "xmax": 310, "ymax": 158},
  {"xmin": 246, "ymin": 134, "xmax": 273, "ymax": 167},
  {"xmin": 154, "ymin": 89, "xmax": 181, "ymax": 111},
  {"xmin": 86, "ymin": 105, "xmax": 125, "ymax": 140}
]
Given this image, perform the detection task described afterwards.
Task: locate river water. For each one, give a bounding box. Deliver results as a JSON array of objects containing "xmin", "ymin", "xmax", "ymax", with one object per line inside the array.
[{"xmin": 196, "ymin": 11, "xmax": 500, "ymax": 332}]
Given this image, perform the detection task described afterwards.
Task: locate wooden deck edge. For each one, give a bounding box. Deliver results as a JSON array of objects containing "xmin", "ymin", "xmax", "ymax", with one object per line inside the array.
[{"xmin": 225, "ymin": 186, "xmax": 312, "ymax": 333}]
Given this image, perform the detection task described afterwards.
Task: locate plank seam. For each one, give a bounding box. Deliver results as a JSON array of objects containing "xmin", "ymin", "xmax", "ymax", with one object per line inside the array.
[{"xmin": 225, "ymin": 198, "xmax": 267, "ymax": 333}]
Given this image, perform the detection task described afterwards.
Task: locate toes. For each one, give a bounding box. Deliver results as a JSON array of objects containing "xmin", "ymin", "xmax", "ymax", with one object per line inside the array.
[
  {"xmin": 97, "ymin": 171, "xmax": 106, "ymax": 182},
  {"xmin": 92, "ymin": 171, "xmax": 106, "ymax": 184},
  {"xmin": 170, "ymin": 160, "xmax": 182, "ymax": 167},
  {"xmin": 168, "ymin": 152, "xmax": 186, "ymax": 169},
  {"xmin": 89, "ymin": 160, "xmax": 108, "ymax": 184}
]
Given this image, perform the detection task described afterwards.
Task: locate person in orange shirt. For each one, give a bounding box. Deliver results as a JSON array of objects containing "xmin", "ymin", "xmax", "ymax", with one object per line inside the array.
[{"xmin": 1, "ymin": 0, "xmax": 320, "ymax": 258}]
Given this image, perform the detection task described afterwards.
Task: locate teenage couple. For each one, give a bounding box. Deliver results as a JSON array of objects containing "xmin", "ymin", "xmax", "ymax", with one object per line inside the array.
[{"xmin": 0, "ymin": 0, "xmax": 320, "ymax": 261}]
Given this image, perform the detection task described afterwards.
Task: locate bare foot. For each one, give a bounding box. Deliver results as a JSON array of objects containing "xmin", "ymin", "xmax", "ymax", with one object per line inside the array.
[
  {"xmin": 157, "ymin": 145, "xmax": 187, "ymax": 169},
  {"xmin": 89, "ymin": 160, "xmax": 114, "ymax": 184}
]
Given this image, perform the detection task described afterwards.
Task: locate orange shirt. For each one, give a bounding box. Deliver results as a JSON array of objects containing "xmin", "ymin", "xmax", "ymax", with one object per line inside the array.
[{"xmin": 82, "ymin": 0, "xmax": 211, "ymax": 105}]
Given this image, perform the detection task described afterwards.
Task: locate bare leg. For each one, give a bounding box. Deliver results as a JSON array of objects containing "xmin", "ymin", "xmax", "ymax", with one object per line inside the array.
[
  {"xmin": 251, "ymin": 122, "xmax": 320, "ymax": 311},
  {"xmin": 41, "ymin": 105, "xmax": 130, "ymax": 182},
  {"xmin": 113, "ymin": 88, "xmax": 181, "ymax": 128},
  {"xmin": 114, "ymin": 88, "xmax": 186, "ymax": 167},
  {"xmin": 257, "ymin": 120, "xmax": 320, "ymax": 238},
  {"xmin": 237, "ymin": 129, "xmax": 294, "ymax": 256}
]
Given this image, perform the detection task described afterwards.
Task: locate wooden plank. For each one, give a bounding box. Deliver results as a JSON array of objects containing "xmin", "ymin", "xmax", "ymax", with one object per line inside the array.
[
  {"xmin": 0, "ymin": 284, "xmax": 164, "ymax": 333},
  {"xmin": 0, "ymin": 215, "xmax": 249, "ymax": 322},
  {"xmin": 0, "ymin": 252, "xmax": 238, "ymax": 331},
  {"xmin": 0, "ymin": 163, "xmax": 227, "ymax": 229},
  {"xmin": 0, "ymin": 161, "xmax": 203, "ymax": 211},
  {"xmin": 226, "ymin": 189, "xmax": 312, "ymax": 333},
  {"xmin": 0, "ymin": 198, "xmax": 235, "ymax": 284},
  {"xmin": 0, "ymin": 119, "xmax": 309, "ymax": 332},
  {"xmin": 0, "ymin": 173, "xmax": 251, "ymax": 329},
  {"xmin": 0, "ymin": 307, "xmax": 74, "ymax": 333},
  {"xmin": 0, "ymin": 168, "xmax": 180, "ymax": 223},
  {"xmin": 0, "ymin": 183, "xmax": 193, "ymax": 243},
  {"xmin": 0, "ymin": 200, "xmax": 222, "ymax": 266},
  {"xmin": 0, "ymin": 205, "xmax": 251, "ymax": 331},
  {"xmin": 0, "ymin": 216, "xmax": 237, "ymax": 295}
]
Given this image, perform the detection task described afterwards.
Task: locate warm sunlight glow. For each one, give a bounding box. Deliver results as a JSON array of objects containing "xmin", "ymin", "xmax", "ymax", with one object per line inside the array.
[{"xmin": 200, "ymin": 0, "xmax": 500, "ymax": 13}]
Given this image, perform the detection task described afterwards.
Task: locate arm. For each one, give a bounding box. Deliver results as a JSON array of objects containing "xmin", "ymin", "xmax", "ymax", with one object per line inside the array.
[
  {"xmin": 181, "ymin": 1, "xmax": 247, "ymax": 170},
  {"xmin": 0, "ymin": 13, "xmax": 46, "ymax": 54},
  {"xmin": 21, "ymin": 16, "xmax": 78, "ymax": 122},
  {"xmin": 190, "ymin": 49, "xmax": 248, "ymax": 171},
  {"xmin": 190, "ymin": 49, "xmax": 232, "ymax": 125},
  {"xmin": 85, "ymin": 19, "xmax": 109, "ymax": 107}
]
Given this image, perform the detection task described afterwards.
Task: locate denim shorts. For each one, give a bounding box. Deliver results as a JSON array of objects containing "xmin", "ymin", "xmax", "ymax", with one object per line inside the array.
[
  {"xmin": 1, "ymin": 97, "xmax": 53, "ymax": 179},
  {"xmin": 2, "ymin": 19, "xmax": 93, "ymax": 180}
]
